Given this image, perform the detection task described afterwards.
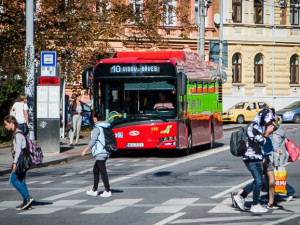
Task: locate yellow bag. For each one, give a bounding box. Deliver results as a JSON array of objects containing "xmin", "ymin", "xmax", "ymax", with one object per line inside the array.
[{"xmin": 274, "ymin": 167, "xmax": 287, "ymax": 194}]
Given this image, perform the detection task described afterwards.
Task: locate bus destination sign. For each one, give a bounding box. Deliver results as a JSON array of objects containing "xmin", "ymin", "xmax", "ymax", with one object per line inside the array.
[{"xmin": 110, "ymin": 64, "xmax": 160, "ymax": 74}]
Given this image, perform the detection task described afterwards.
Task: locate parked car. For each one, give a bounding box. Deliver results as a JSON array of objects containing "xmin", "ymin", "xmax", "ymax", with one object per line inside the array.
[
  {"xmin": 223, "ymin": 101, "xmax": 272, "ymax": 124},
  {"xmin": 276, "ymin": 101, "xmax": 300, "ymax": 124}
]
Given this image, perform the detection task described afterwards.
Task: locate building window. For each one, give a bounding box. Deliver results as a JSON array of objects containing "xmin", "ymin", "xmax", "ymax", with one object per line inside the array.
[
  {"xmin": 163, "ymin": 0, "xmax": 176, "ymax": 26},
  {"xmin": 232, "ymin": 0, "xmax": 242, "ymax": 23},
  {"xmin": 291, "ymin": 0, "xmax": 299, "ymax": 25},
  {"xmin": 232, "ymin": 53, "xmax": 242, "ymax": 83},
  {"xmin": 97, "ymin": 0, "xmax": 110, "ymax": 22},
  {"xmin": 254, "ymin": 0, "xmax": 263, "ymax": 24},
  {"xmin": 195, "ymin": 0, "xmax": 199, "ymax": 25},
  {"xmin": 254, "ymin": 53, "xmax": 263, "ymax": 83},
  {"xmin": 290, "ymin": 54, "xmax": 299, "ymax": 84},
  {"xmin": 130, "ymin": 0, "xmax": 143, "ymax": 24}
]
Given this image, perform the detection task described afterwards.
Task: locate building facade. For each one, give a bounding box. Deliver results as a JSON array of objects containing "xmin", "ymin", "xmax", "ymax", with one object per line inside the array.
[
  {"xmin": 212, "ymin": 0, "xmax": 300, "ymax": 110},
  {"xmin": 98, "ymin": 0, "xmax": 300, "ymax": 111}
]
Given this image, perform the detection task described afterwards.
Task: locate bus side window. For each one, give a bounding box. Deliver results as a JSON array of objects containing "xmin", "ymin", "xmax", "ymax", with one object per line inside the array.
[{"xmin": 197, "ymin": 81, "xmax": 202, "ymax": 93}]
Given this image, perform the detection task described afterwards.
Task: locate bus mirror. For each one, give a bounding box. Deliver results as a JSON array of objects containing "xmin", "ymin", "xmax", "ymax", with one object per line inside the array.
[
  {"xmin": 180, "ymin": 73, "xmax": 187, "ymax": 95},
  {"xmin": 82, "ymin": 66, "xmax": 94, "ymax": 89}
]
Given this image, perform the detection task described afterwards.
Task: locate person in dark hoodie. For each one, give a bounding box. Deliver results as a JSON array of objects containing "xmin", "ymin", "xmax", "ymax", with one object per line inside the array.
[
  {"xmin": 231, "ymin": 108, "xmax": 276, "ymax": 214},
  {"xmin": 81, "ymin": 112, "xmax": 112, "ymax": 198}
]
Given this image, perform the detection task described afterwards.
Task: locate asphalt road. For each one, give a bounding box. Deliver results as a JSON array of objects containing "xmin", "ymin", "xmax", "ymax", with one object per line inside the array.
[{"xmin": 0, "ymin": 124, "xmax": 299, "ymax": 225}]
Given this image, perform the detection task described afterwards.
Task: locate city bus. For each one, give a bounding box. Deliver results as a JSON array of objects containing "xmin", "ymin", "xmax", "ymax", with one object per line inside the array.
[{"xmin": 82, "ymin": 51, "xmax": 227, "ymax": 155}]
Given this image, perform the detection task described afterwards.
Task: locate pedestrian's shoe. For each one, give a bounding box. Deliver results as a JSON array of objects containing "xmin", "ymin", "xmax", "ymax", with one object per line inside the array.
[
  {"xmin": 100, "ymin": 191, "xmax": 112, "ymax": 198},
  {"xmin": 21, "ymin": 198, "xmax": 33, "ymax": 210},
  {"xmin": 231, "ymin": 192, "xmax": 237, "ymax": 208},
  {"xmin": 16, "ymin": 202, "xmax": 24, "ymax": 210},
  {"xmin": 250, "ymin": 203, "xmax": 268, "ymax": 214},
  {"xmin": 286, "ymin": 195, "xmax": 293, "ymax": 202},
  {"xmin": 233, "ymin": 194, "xmax": 245, "ymax": 211},
  {"xmin": 86, "ymin": 189, "xmax": 98, "ymax": 197},
  {"xmin": 266, "ymin": 202, "xmax": 283, "ymax": 209}
]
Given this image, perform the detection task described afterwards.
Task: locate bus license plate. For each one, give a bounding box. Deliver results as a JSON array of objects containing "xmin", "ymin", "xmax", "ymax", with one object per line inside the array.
[{"xmin": 126, "ymin": 143, "xmax": 144, "ymax": 148}]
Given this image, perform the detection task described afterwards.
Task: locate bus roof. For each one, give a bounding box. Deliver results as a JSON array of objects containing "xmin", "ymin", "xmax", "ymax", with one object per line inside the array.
[{"xmin": 97, "ymin": 51, "xmax": 223, "ymax": 82}]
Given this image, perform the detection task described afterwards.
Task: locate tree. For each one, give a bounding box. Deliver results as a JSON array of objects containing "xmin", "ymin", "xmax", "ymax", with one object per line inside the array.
[{"xmin": 0, "ymin": 0, "xmax": 191, "ymax": 118}]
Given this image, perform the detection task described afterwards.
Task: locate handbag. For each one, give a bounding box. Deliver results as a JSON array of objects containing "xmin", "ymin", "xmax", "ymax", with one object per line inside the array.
[
  {"xmin": 285, "ymin": 138, "xmax": 300, "ymax": 162},
  {"xmin": 274, "ymin": 167, "xmax": 287, "ymax": 194}
]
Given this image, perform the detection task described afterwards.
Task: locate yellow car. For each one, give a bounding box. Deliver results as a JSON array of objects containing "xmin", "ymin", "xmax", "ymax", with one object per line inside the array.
[{"xmin": 223, "ymin": 101, "xmax": 272, "ymax": 124}]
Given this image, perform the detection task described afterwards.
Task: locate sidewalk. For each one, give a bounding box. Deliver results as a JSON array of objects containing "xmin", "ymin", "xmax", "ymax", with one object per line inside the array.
[
  {"xmin": 0, "ymin": 135, "xmax": 92, "ymax": 176},
  {"xmin": 0, "ymin": 124, "xmax": 240, "ymax": 176}
]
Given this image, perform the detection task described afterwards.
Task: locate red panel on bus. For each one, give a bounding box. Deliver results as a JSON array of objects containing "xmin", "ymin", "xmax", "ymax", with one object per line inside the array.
[{"xmin": 113, "ymin": 122, "xmax": 178, "ymax": 150}]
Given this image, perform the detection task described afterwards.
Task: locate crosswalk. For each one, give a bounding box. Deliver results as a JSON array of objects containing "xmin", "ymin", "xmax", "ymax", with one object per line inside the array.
[{"xmin": 0, "ymin": 197, "xmax": 299, "ymax": 216}]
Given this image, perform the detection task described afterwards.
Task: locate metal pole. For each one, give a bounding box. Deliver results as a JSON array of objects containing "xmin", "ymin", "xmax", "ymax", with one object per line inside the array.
[
  {"xmin": 25, "ymin": 0, "xmax": 35, "ymax": 140},
  {"xmin": 199, "ymin": 0, "xmax": 205, "ymax": 59},
  {"xmin": 219, "ymin": 0, "xmax": 223, "ymax": 72}
]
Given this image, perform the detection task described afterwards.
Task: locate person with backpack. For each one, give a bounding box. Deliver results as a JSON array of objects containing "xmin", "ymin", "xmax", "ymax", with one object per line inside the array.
[
  {"xmin": 231, "ymin": 108, "xmax": 276, "ymax": 214},
  {"xmin": 81, "ymin": 112, "xmax": 112, "ymax": 197},
  {"xmin": 3, "ymin": 115, "xmax": 33, "ymax": 210}
]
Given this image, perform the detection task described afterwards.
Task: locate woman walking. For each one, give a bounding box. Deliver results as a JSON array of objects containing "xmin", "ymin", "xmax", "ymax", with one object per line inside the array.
[
  {"xmin": 81, "ymin": 112, "xmax": 112, "ymax": 197},
  {"xmin": 4, "ymin": 115, "xmax": 33, "ymax": 210}
]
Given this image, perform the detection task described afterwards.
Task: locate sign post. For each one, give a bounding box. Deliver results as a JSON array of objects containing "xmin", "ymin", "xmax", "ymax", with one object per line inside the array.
[{"xmin": 36, "ymin": 51, "xmax": 61, "ymax": 153}]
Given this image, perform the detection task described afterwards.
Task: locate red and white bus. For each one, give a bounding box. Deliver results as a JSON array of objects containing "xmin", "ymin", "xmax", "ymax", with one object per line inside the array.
[{"xmin": 82, "ymin": 51, "xmax": 227, "ymax": 154}]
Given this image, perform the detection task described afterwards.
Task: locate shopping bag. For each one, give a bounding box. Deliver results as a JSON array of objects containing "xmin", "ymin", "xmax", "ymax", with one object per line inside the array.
[
  {"xmin": 285, "ymin": 138, "xmax": 300, "ymax": 162},
  {"xmin": 274, "ymin": 167, "xmax": 287, "ymax": 194}
]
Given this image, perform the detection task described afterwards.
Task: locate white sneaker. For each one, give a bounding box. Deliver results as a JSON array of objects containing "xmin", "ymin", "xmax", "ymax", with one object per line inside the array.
[
  {"xmin": 286, "ymin": 196, "xmax": 293, "ymax": 202},
  {"xmin": 86, "ymin": 189, "xmax": 98, "ymax": 197},
  {"xmin": 100, "ymin": 191, "xmax": 112, "ymax": 197},
  {"xmin": 250, "ymin": 204, "xmax": 268, "ymax": 214},
  {"xmin": 233, "ymin": 194, "xmax": 245, "ymax": 211}
]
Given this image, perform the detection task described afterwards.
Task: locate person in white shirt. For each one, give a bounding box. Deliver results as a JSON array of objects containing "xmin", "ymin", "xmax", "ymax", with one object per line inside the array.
[{"xmin": 10, "ymin": 95, "xmax": 29, "ymax": 135}]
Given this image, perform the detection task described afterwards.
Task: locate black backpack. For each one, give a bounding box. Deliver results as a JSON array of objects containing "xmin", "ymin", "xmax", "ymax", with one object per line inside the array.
[
  {"xmin": 96, "ymin": 125, "xmax": 118, "ymax": 153},
  {"xmin": 230, "ymin": 125, "xmax": 249, "ymax": 157}
]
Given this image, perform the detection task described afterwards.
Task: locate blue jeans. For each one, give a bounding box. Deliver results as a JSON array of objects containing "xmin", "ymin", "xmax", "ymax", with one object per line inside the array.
[
  {"xmin": 9, "ymin": 172, "xmax": 31, "ymax": 200},
  {"xmin": 241, "ymin": 161, "xmax": 264, "ymax": 205}
]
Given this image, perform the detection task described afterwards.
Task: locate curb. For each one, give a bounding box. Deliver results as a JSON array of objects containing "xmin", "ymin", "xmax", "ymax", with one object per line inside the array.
[{"xmin": 0, "ymin": 153, "xmax": 93, "ymax": 176}]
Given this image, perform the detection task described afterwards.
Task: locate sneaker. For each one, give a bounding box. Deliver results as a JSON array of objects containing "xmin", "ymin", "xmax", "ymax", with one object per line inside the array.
[
  {"xmin": 231, "ymin": 192, "xmax": 237, "ymax": 208},
  {"xmin": 233, "ymin": 194, "xmax": 245, "ymax": 211},
  {"xmin": 21, "ymin": 198, "xmax": 33, "ymax": 210},
  {"xmin": 266, "ymin": 202, "xmax": 283, "ymax": 209},
  {"xmin": 16, "ymin": 201, "xmax": 24, "ymax": 210},
  {"xmin": 250, "ymin": 203, "xmax": 268, "ymax": 214},
  {"xmin": 100, "ymin": 191, "xmax": 111, "ymax": 198},
  {"xmin": 86, "ymin": 189, "xmax": 98, "ymax": 197},
  {"xmin": 286, "ymin": 196, "xmax": 293, "ymax": 202}
]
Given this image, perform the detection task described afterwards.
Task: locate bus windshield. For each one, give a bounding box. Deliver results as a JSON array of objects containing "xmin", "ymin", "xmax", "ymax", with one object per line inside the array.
[{"xmin": 95, "ymin": 77, "xmax": 177, "ymax": 125}]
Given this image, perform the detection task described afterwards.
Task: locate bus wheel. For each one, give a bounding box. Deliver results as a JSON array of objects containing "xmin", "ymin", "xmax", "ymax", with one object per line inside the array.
[{"xmin": 183, "ymin": 133, "xmax": 192, "ymax": 156}]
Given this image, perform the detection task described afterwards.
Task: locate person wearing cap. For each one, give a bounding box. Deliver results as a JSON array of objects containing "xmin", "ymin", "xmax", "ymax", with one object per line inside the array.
[{"xmin": 231, "ymin": 108, "xmax": 277, "ymax": 214}]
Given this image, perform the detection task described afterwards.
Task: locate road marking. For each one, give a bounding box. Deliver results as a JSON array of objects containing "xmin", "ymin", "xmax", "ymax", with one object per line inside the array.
[
  {"xmin": 188, "ymin": 167, "xmax": 230, "ymax": 176},
  {"xmin": 42, "ymin": 146, "xmax": 230, "ymax": 201},
  {"xmin": 208, "ymin": 198, "xmax": 240, "ymax": 213},
  {"xmin": 40, "ymin": 181, "xmax": 54, "ymax": 185},
  {"xmin": 263, "ymin": 214, "xmax": 300, "ymax": 225},
  {"xmin": 81, "ymin": 199, "xmax": 143, "ymax": 214},
  {"xmin": 146, "ymin": 198, "xmax": 199, "ymax": 214},
  {"xmin": 20, "ymin": 207, "xmax": 64, "ymax": 215},
  {"xmin": 170, "ymin": 215, "xmax": 285, "ymax": 224},
  {"xmin": 153, "ymin": 212, "xmax": 186, "ymax": 225},
  {"xmin": 78, "ymin": 168, "xmax": 92, "ymax": 174},
  {"xmin": 210, "ymin": 178, "xmax": 254, "ymax": 199}
]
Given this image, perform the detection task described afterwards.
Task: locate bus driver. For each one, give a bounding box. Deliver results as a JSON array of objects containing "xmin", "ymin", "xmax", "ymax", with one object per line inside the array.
[{"xmin": 153, "ymin": 93, "xmax": 174, "ymax": 110}]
